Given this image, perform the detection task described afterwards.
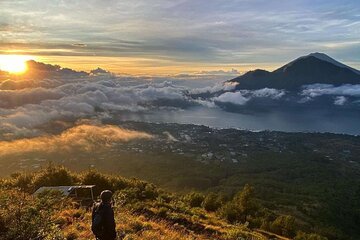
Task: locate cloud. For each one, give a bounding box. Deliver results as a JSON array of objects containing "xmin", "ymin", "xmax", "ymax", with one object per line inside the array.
[
  {"xmin": 0, "ymin": 71, "xmax": 288, "ymax": 137},
  {"xmin": 90, "ymin": 67, "xmax": 112, "ymax": 76},
  {"xmin": 212, "ymin": 88, "xmax": 285, "ymax": 105},
  {"xmin": 334, "ymin": 96, "xmax": 347, "ymax": 105},
  {"xmin": 0, "ymin": 87, "xmax": 64, "ymax": 108},
  {"xmin": 213, "ymin": 91, "xmax": 249, "ymax": 105},
  {"xmin": 192, "ymin": 98, "xmax": 216, "ymax": 108},
  {"xmin": 197, "ymin": 69, "xmax": 240, "ymax": 75},
  {"xmin": 24, "ymin": 60, "xmax": 88, "ymax": 79},
  {"xmin": 298, "ymin": 84, "xmax": 360, "ymax": 105},
  {"xmin": 244, "ymin": 88, "xmax": 286, "ymax": 99},
  {"xmin": 72, "ymin": 43, "xmax": 87, "ymax": 47},
  {"xmin": 0, "ymin": 79, "xmax": 32, "ymax": 90},
  {"xmin": 0, "ymin": 73, "xmax": 202, "ymax": 137},
  {"xmin": 190, "ymin": 82, "xmax": 239, "ymax": 95},
  {"xmin": 0, "ymin": 124, "xmax": 153, "ymax": 157},
  {"xmin": 1, "ymin": 59, "xmax": 358, "ymax": 141},
  {"xmin": 301, "ymin": 84, "xmax": 360, "ymax": 98},
  {"xmin": 1, "ymin": 0, "xmax": 359, "ymax": 68}
]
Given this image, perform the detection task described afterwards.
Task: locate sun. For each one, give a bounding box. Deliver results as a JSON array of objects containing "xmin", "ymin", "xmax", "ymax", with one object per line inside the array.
[{"xmin": 0, "ymin": 55, "xmax": 34, "ymax": 74}]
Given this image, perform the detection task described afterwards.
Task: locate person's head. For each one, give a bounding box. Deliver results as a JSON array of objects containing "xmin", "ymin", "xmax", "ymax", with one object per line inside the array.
[{"xmin": 100, "ymin": 190, "xmax": 113, "ymax": 203}]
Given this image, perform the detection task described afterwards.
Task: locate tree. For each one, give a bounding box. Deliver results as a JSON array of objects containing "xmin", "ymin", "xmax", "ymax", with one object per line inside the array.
[
  {"xmin": 233, "ymin": 184, "xmax": 257, "ymax": 222},
  {"xmin": 220, "ymin": 184, "xmax": 258, "ymax": 224}
]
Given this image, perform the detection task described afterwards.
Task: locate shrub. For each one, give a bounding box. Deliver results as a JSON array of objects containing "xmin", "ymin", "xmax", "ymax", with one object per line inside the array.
[
  {"xmin": 219, "ymin": 202, "xmax": 239, "ymax": 223},
  {"xmin": 184, "ymin": 192, "xmax": 204, "ymax": 208},
  {"xmin": 112, "ymin": 177, "xmax": 130, "ymax": 191},
  {"xmin": 0, "ymin": 189, "xmax": 72, "ymax": 240},
  {"xmin": 202, "ymin": 192, "xmax": 221, "ymax": 212},
  {"xmin": 9, "ymin": 172, "xmax": 33, "ymax": 192},
  {"xmin": 32, "ymin": 165, "xmax": 76, "ymax": 190},
  {"xmin": 80, "ymin": 170, "xmax": 112, "ymax": 196},
  {"xmin": 270, "ymin": 215, "xmax": 297, "ymax": 237},
  {"xmin": 157, "ymin": 207, "xmax": 168, "ymax": 218}
]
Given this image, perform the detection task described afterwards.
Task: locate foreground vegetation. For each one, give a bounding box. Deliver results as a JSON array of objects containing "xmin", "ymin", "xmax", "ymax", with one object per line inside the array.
[{"xmin": 0, "ymin": 165, "xmax": 327, "ymax": 240}]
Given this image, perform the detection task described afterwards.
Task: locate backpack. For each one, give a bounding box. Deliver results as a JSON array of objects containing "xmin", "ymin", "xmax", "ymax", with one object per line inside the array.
[{"xmin": 92, "ymin": 203, "xmax": 104, "ymax": 237}]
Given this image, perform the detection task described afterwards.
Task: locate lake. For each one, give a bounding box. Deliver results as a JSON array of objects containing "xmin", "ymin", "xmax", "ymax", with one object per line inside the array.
[{"xmin": 115, "ymin": 106, "xmax": 360, "ymax": 135}]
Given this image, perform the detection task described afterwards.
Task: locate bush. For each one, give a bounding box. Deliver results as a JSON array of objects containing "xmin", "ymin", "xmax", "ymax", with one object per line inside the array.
[
  {"xmin": 157, "ymin": 207, "xmax": 168, "ymax": 217},
  {"xmin": 202, "ymin": 192, "xmax": 221, "ymax": 212},
  {"xmin": 80, "ymin": 170, "xmax": 112, "ymax": 196},
  {"xmin": 112, "ymin": 177, "xmax": 130, "ymax": 191},
  {"xmin": 184, "ymin": 192, "xmax": 205, "ymax": 208},
  {"xmin": 32, "ymin": 165, "xmax": 76, "ymax": 190},
  {"xmin": 9, "ymin": 172, "xmax": 33, "ymax": 192},
  {"xmin": 219, "ymin": 202, "xmax": 239, "ymax": 223},
  {"xmin": 270, "ymin": 215, "xmax": 297, "ymax": 237},
  {"xmin": 0, "ymin": 189, "xmax": 71, "ymax": 240}
]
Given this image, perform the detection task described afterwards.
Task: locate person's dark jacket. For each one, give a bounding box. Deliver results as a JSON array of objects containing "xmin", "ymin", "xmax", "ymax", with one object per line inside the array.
[{"xmin": 92, "ymin": 202, "xmax": 116, "ymax": 240}]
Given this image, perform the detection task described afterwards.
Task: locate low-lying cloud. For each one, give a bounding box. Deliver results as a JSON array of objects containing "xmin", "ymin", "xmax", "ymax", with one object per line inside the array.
[
  {"xmin": 0, "ymin": 77, "xmax": 190, "ymax": 136},
  {"xmin": 212, "ymin": 88, "xmax": 286, "ymax": 105},
  {"xmin": 302, "ymin": 84, "xmax": 360, "ymax": 98},
  {"xmin": 190, "ymin": 82, "xmax": 239, "ymax": 95},
  {"xmin": 0, "ymin": 124, "xmax": 152, "ymax": 157},
  {"xmin": 0, "ymin": 87, "xmax": 64, "ymax": 108},
  {"xmin": 300, "ymin": 84, "xmax": 360, "ymax": 105},
  {"xmin": 213, "ymin": 91, "xmax": 249, "ymax": 105}
]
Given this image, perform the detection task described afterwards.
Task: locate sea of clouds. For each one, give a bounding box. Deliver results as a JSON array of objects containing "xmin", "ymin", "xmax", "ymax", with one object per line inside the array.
[
  {"xmin": 0, "ymin": 62, "xmax": 279, "ymax": 138},
  {"xmin": 1, "ymin": 61, "xmax": 360, "ymax": 141}
]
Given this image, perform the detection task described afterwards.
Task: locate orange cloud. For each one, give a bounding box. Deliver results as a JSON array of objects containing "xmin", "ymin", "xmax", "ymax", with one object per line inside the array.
[{"xmin": 0, "ymin": 124, "xmax": 153, "ymax": 157}]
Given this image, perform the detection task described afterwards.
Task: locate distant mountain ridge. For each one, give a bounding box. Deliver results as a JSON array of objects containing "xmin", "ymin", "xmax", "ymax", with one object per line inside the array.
[{"xmin": 229, "ymin": 53, "xmax": 360, "ymax": 90}]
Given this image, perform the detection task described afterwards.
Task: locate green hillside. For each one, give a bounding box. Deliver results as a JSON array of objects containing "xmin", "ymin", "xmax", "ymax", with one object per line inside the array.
[{"xmin": 0, "ymin": 165, "xmax": 326, "ymax": 240}]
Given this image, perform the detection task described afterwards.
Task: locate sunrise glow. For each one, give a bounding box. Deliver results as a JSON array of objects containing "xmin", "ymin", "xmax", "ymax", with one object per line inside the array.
[{"xmin": 0, "ymin": 55, "xmax": 34, "ymax": 74}]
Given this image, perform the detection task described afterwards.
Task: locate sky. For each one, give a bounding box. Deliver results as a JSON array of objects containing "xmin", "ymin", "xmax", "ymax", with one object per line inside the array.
[{"xmin": 1, "ymin": 0, "xmax": 360, "ymax": 75}]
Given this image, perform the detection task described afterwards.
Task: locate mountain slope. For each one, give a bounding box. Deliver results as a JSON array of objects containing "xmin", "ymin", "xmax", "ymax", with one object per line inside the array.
[
  {"xmin": 229, "ymin": 53, "xmax": 360, "ymax": 90},
  {"xmin": 0, "ymin": 166, "xmax": 300, "ymax": 240}
]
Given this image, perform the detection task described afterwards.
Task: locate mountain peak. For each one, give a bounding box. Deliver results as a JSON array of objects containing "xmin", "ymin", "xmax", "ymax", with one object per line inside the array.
[
  {"xmin": 308, "ymin": 52, "xmax": 340, "ymax": 64},
  {"xmin": 295, "ymin": 52, "xmax": 360, "ymax": 75},
  {"xmin": 229, "ymin": 52, "xmax": 360, "ymax": 90},
  {"xmin": 308, "ymin": 52, "xmax": 330, "ymax": 58}
]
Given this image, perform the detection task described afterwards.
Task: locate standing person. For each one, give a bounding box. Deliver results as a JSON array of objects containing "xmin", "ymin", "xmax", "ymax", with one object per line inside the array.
[{"xmin": 92, "ymin": 190, "xmax": 117, "ymax": 240}]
